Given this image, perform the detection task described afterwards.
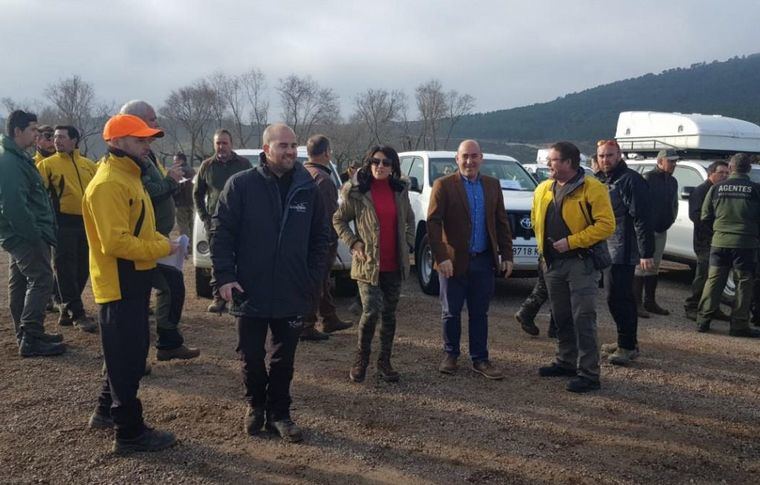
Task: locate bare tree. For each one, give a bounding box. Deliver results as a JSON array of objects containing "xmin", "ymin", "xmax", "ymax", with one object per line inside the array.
[
  {"xmin": 277, "ymin": 75, "xmax": 340, "ymax": 140},
  {"xmin": 443, "ymin": 90, "xmax": 476, "ymax": 149},
  {"xmin": 241, "ymin": 68, "xmax": 269, "ymax": 148},
  {"xmin": 44, "ymin": 75, "xmax": 104, "ymax": 155},
  {"xmin": 160, "ymin": 80, "xmax": 220, "ymax": 163},
  {"xmin": 209, "ymin": 72, "xmax": 251, "ymax": 147},
  {"xmin": 354, "ymin": 89, "xmax": 407, "ymax": 146},
  {"xmin": 415, "ymin": 80, "xmax": 447, "ymax": 150}
]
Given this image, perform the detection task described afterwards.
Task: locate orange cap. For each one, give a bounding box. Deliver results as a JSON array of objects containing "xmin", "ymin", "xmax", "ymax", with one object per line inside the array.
[{"xmin": 102, "ymin": 114, "xmax": 164, "ymax": 141}]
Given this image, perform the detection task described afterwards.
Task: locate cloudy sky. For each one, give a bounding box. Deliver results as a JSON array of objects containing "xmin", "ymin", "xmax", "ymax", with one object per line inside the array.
[{"xmin": 3, "ymin": 0, "xmax": 759, "ymax": 118}]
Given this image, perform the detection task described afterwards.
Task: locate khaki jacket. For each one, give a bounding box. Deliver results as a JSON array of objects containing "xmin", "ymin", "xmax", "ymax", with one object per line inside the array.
[{"xmin": 333, "ymin": 179, "xmax": 415, "ymax": 285}]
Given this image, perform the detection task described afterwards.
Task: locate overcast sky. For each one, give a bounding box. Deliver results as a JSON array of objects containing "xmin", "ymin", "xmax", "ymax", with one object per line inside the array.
[{"xmin": 2, "ymin": 0, "xmax": 759, "ymax": 119}]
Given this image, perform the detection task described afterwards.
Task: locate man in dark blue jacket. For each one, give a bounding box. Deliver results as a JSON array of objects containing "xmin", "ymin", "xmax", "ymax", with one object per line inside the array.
[
  {"xmin": 212, "ymin": 123, "xmax": 329, "ymax": 443},
  {"xmin": 596, "ymin": 140, "xmax": 654, "ymax": 366}
]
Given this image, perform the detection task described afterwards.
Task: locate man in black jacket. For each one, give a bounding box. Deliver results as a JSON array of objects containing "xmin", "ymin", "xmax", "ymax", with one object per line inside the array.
[
  {"xmin": 634, "ymin": 150, "xmax": 679, "ymax": 317},
  {"xmin": 596, "ymin": 140, "xmax": 654, "ymax": 366},
  {"xmin": 212, "ymin": 123, "xmax": 329, "ymax": 443},
  {"xmin": 684, "ymin": 161, "xmax": 729, "ymax": 320}
]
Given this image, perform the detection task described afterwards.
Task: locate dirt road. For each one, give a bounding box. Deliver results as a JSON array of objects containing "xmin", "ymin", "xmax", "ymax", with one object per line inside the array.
[{"xmin": 1, "ymin": 255, "xmax": 758, "ymax": 484}]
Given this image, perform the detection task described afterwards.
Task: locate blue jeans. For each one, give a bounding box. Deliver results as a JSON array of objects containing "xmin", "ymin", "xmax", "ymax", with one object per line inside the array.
[{"xmin": 440, "ymin": 252, "xmax": 495, "ymax": 362}]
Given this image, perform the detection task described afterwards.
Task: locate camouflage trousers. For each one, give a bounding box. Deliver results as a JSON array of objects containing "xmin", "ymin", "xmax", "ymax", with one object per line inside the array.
[{"xmin": 356, "ymin": 271, "xmax": 402, "ymax": 359}]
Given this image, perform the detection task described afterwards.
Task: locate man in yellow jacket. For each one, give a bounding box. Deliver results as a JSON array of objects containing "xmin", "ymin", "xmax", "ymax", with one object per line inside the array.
[
  {"xmin": 531, "ymin": 141, "xmax": 615, "ymax": 393},
  {"xmin": 82, "ymin": 114, "xmax": 178, "ymax": 454},
  {"xmin": 37, "ymin": 126, "xmax": 98, "ymax": 332}
]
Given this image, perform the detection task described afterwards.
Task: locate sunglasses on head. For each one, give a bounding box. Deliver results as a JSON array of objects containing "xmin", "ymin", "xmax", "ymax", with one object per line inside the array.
[
  {"xmin": 370, "ymin": 158, "xmax": 392, "ymax": 167},
  {"xmin": 40, "ymin": 132, "xmax": 53, "ymax": 140}
]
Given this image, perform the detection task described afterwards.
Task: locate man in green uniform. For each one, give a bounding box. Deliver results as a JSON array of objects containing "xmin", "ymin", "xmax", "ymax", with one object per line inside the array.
[
  {"xmin": 193, "ymin": 129, "xmax": 252, "ymax": 313},
  {"xmin": 697, "ymin": 153, "xmax": 760, "ymax": 337}
]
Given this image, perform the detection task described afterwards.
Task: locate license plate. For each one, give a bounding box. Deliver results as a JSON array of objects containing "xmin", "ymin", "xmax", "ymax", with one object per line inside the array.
[{"xmin": 513, "ymin": 246, "xmax": 538, "ymax": 257}]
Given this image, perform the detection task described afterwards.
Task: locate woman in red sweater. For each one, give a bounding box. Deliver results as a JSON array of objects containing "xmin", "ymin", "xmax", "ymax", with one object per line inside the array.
[{"xmin": 333, "ymin": 146, "xmax": 415, "ymax": 383}]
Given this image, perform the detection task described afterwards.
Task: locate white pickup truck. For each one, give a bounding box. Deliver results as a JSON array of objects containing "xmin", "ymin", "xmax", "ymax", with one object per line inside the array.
[
  {"xmin": 192, "ymin": 148, "xmax": 354, "ymax": 298},
  {"xmin": 398, "ymin": 151, "xmax": 539, "ymax": 295}
]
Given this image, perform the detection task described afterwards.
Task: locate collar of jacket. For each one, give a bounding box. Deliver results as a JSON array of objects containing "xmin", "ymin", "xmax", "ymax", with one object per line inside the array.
[
  {"xmin": 106, "ymin": 147, "xmax": 147, "ymax": 176},
  {"xmin": 303, "ymin": 161, "xmax": 332, "ymax": 175},
  {"xmin": 257, "ymin": 161, "xmax": 312, "ymax": 188},
  {"xmin": 0, "ymin": 134, "xmax": 33, "ymax": 164}
]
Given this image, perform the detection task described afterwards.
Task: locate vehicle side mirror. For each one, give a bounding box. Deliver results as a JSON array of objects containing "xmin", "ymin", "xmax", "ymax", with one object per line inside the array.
[
  {"xmin": 681, "ymin": 186, "xmax": 695, "ymax": 200},
  {"xmin": 409, "ymin": 177, "xmax": 421, "ymax": 192}
]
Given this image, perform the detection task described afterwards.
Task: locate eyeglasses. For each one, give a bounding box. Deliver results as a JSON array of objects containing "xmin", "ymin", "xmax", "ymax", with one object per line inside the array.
[{"xmin": 370, "ymin": 158, "xmax": 392, "ymax": 167}]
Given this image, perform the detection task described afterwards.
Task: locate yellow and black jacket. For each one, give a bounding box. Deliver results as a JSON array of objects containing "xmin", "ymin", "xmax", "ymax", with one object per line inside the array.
[
  {"xmin": 82, "ymin": 149, "xmax": 171, "ymax": 304},
  {"xmin": 532, "ymin": 171, "xmax": 616, "ymax": 256},
  {"xmin": 37, "ymin": 149, "xmax": 97, "ymax": 217}
]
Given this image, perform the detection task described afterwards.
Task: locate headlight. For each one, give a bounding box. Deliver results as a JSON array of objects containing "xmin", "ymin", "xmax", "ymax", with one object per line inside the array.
[{"xmin": 196, "ymin": 241, "xmax": 210, "ymax": 254}]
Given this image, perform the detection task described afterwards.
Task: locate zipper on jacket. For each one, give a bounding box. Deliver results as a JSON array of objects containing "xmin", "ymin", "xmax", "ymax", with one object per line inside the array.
[{"xmin": 69, "ymin": 153, "xmax": 85, "ymax": 193}]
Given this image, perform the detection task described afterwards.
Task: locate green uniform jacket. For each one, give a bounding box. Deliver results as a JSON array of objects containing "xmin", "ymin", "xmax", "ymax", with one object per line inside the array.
[
  {"xmin": 333, "ymin": 178, "xmax": 415, "ymax": 286},
  {"xmin": 0, "ymin": 135, "xmax": 57, "ymax": 251},
  {"xmin": 701, "ymin": 173, "xmax": 760, "ymax": 249},
  {"xmin": 141, "ymin": 151, "xmax": 178, "ymax": 236},
  {"xmin": 193, "ymin": 153, "xmax": 251, "ymax": 229}
]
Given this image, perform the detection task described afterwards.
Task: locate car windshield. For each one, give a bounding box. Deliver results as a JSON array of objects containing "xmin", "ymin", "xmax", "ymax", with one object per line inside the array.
[
  {"xmin": 750, "ymin": 167, "xmax": 760, "ymax": 183},
  {"xmin": 429, "ymin": 158, "xmax": 536, "ymax": 190}
]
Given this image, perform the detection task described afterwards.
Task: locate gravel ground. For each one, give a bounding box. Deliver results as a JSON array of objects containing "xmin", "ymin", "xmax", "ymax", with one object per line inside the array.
[{"xmin": 1, "ymin": 253, "xmax": 759, "ymax": 485}]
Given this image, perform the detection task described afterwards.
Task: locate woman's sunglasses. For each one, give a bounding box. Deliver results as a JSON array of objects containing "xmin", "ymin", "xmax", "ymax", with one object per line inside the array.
[{"xmin": 370, "ymin": 158, "xmax": 392, "ymax": 167}]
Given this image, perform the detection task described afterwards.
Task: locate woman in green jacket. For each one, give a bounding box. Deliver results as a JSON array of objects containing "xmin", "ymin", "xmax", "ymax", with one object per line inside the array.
[{"xmin": 333, "ymin": 145, "xmax": 415, "ymax": 383}]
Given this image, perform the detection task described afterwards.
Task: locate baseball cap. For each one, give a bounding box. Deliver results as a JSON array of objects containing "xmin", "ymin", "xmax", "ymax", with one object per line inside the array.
[
  {"xmin": 657, "ymin": 149, "xmax": 680, "ymax": 161},
  {"xmin": 102, "ymin": 114, "xmax": 164, "ymax": 141}
]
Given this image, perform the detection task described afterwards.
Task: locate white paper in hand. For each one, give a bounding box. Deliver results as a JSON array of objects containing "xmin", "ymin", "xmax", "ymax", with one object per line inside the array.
[{"xmin": 157, "ymin": 234, "xmax": 189, "ymax": 271}]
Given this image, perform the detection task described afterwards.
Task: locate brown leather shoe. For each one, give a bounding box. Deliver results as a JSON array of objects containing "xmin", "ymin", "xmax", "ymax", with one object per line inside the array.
[
  {"xmin": 349, "ymin": 351, "xmax": 369, "ymax": 383},
  {"xmin": 157, "ymin": 345, "xmax": 201, "ymax": 361},
  {"xmin": 472, "ymin": 360, "xmax": 504, "ymax": 380},
  {"xmin": 320, "ymin": 316, "xmax": 353, "ymax": 333},
  {"xmin": 439, "ymin": 354, "xmax": 458, "ymax": 374}
]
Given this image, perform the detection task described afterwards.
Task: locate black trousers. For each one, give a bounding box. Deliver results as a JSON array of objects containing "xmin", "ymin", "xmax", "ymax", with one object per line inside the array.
[
  {"xmin": 154, "ymin": 264, "xmax": 186, "ymax": 350},
  {"xmin": 237, "ymin": 316, "xmax": 303, "ymax": 420},
  {"xmin": 96, "ymin": 284, "xmax": 151, "ymax": 440},
  {"xmin": 53, "ymin": 221, "xmax": 89, "ymax": 318},
  {"xmin": 605, "ymin": 264, "xmax": 638, "ymax": 350}
]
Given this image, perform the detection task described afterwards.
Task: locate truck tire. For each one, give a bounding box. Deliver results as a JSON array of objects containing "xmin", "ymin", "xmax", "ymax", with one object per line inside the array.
[
  {"xmin": 416, "ymin": 233, "xmax": 440, "ymax": 295},
  {"xmin": 195, "ymin": 268, "xmax": 213, "ymax": 299}
]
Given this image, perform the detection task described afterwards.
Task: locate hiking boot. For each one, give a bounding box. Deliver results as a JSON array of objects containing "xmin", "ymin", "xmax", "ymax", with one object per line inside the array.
[
  {"xmin": 697, "ymin": 321, "xmax": 710, "ymax": 333},
  {"xmin": 349, "ymin": 351, "xmax": 369, "ymax": 383},
  {"xmin": 244, "ymin": 407, "xmax": 265, "ymax": 436},
  {"xmin": 377, "ymin": 357, "xmax": 400, "ymax": 382},
  {"xmin": 157, "ymin": 345, "xmax": 201, "ymax": 361},
  {"xmin": 207, "ymin": 298, "xmax": 227, "ymax": 314},
  {"xmin": 19, "ymin": 336, "xmax": 66, "ymax": 357},
  {"xmin": 685, "ymin": 308, "xmax": 698, "ymax": 321},
  {"xmin": 608, "ymin": 347, "xmax": 640, "ymax": 366},
  {"xmin": 39, "ymin": 332, "xmax": 64, "ymax": 343},
  {"xmin": 515, "ymin": 311, "xmax": 539, "ymax": 336},
  {"xmin": 728, "ymin": 328, "xmax": 760, "ymax": 338},
  {"xmin": 713, "ymin": 309, "xmax": 731, "ymax": 322},
  {"xmin": 438, "ymin": 354, "xmax": 458, "ymax": 375},
  {"xmin": 538, "ymin": 363, "xmax": 576, "ymax": 377},
  {"xmin": 637, "ymin": 304, "xmax": 650, "ymax": 319},
  {"xmin": 265, "ymin": 418, "xmax": 303, "ymax": 443},
  {"xmin": 600, "ymin": 342, "xmax": 617, "ymax": 354},
  {"xmin": 320, "ymin": 316, "xmax": 353, "ymax": 333},
  {"xmin": 74, "ymin": 315, "xmax": 98, "ymax": 333},
  {"xmin": 88, "ymin": 411, "xmax": 114, "ymax": 430},
  {"xmin": 300, "ymin": 326, "xmax": 330, "ymax": 341},
  {"xmin": 643, "ymin": 300, "xmax": 669, "ymax": 316},
  {"xmin": 58, "ymin": 311, "xmax": 74, "ymax": 326},
  {"xmin": 566, "ymin": 376, "xmax": 601, "ymax": 393},
  {"xmin": 472, "ymin": 360, "xmax": 504, "ymax": 380},
  {"xmin": 113, "ymin": 427, "xmax": 176, "ymax": 454}
]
